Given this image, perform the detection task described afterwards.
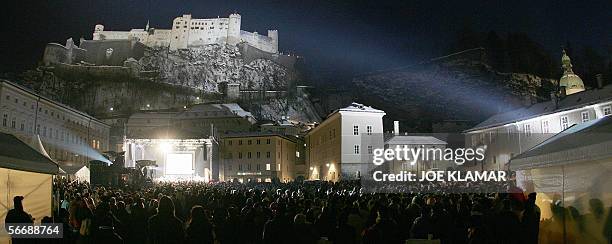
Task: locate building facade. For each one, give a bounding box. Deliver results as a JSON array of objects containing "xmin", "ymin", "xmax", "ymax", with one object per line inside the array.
[
  {"xmin": 0, "ymin": 80, "xmax": 110, "ymax": 166},
  {"xmin": 220, "ymin": 133, "xmax": 302, "ymax": 182},
  {"xmin": 93, "ymin": 13, "xmax": 279, "ymax": 53},
  {"xmin": 305, "ymin": 103, "xmax": 385, "ymax": 181},
  {"xmin": 384, "ymin": 135, "xmax": 449, "ymax": 173}
]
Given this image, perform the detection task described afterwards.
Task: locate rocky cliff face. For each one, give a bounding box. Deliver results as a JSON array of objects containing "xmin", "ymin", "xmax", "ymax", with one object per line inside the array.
[
  {"xmin": 351, "ymin": 52, "xmax": 556, "ymax": 131},
  {"xmin": 138, "ymin": 45, "xmax": 292, "ymax": 92}
]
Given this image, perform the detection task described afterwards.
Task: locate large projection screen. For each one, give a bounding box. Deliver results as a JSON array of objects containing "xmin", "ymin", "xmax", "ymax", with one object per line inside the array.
[{"xmin": 165, "ymin": 153, "xmax": 194, "ymax": 175}]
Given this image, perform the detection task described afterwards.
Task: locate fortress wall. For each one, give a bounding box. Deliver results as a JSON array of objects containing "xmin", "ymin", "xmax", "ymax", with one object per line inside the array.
[
  {"xmin": 42, "ymin": 43, "xmax": 87, "ymax": 66},
  {"xmin": 79, "ymin": 40, "xmax": 146, "ymax": 66},
  {"xmin": 238, "ymin": 43, "xmax": 296, "ymax": 69},
  {"xmin": 240, "ymin": 31, "xmax": 277, "ymax": 53}
]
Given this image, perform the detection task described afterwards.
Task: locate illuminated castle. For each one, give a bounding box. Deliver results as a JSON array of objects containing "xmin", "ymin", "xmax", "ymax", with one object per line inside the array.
[{"xmin": 92, "ymin": 13, "xmax": 278, "ymax": 53}]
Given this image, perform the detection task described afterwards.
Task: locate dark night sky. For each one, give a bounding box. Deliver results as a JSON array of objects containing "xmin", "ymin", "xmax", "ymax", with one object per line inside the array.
[{"xmin": 2, "ymin": 0, "xmax": 611, "ymax": 79}]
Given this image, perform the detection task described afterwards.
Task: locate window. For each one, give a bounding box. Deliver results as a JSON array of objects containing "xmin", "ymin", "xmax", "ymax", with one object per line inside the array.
[
  {"xmin": 238, "ymin": 164, "xmax": 243, "ymax": 170},
  {"xmin": 238, "ymin": 152, "xmax": 243, "ymax": 159},
  {"xmin": 296, "ymin": 151, "xmax": 300, "ymax": 158},
  {"xmin": 561, "ymin": 116, "xmax": 569, "ymax": 130},
  {"xmin": 523, "ymin": 124, "xmax": 531, "ymax": 137},
  {"xmin": 354, "ymin": 145, "xmax": 360, "ymax": 154},
  {"xmin": 266, "ymin": 163, "xmax": 271, "ymax": 170},
  {"xmin": 10, "ymin": 118, "xmax": 16, "ymax": 129},
  {"xmin": 581, "ymin": 111, "xmax": 590, "ymax": 122},
  {"xmin": 367, "ymin": 145, "xmax": 373, "ymax": 154},
  {"xmin": 257, "ymin": 152, "xmax": 261, "ymax": 158},
  {"xmin": 2, "ymin": 114, "xmax": 6, "ymax": 127},
  {"xmin": 604, "ymin": 106, "xmax": 612, "ymax": 116},
  {"xmin": 257, "ymin": 139, "xmax": 261, "ymax": 144},
  {"xmin": 542, "ymin": 120, "xmax": 550, "ymax": 133},
  {"xmin": 266, "ymin": 152, "xmax": 271, "ymax": 158},
  {"xmin": 353, "ymin": 125, "xmax": 359, "ymax": 135},
  {"xmin": 256, "ymin": 164, "xmax": 261, "ymax": 170},
  {"xmin": 266, "ymin": 139, "xmax": 271, "ymax": 144},
  {"xmin": 228, "ymin": 140, "xmax": 233, "ymax": 145},
  {"xmin": 248, "ymin": 140, "xmax": 252, "ymax": 145},
  {"xmin": 247, "ymin": 152, "xmax": 252, "ymax": 159},
  {"xmin": 238, "ymin": 140, "xmax": 242, "ymax": 145},
  {"xmin": 247, "ymin": 164, "xmax": 251, "ymax": 170},
  {"xmin": 277, "ymin": 164, "xmax": 281, "ymax": 171},
  {"xmin": 366, "ymin": 125, "xmax": 372, "ymax": 135}
]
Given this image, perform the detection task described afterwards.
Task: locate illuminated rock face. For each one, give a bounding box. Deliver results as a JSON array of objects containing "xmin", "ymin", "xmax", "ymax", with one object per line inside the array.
[{"xmin": 138, "ymin": 44, "xmax": 292, "ymax": 92}]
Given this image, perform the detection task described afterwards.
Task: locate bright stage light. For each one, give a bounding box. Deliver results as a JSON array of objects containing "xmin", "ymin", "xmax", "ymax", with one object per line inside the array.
[
  {"xmin": 165, "ymin": 153, "xmax": 193, "ymax": 175},
  {"xmin": 159, "ymin": 142, "xmax": 172, "ymax": 153}
]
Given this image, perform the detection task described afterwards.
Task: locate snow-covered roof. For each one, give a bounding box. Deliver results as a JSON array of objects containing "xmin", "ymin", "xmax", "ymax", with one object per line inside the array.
[
  {"xmin": 385, "ymin": 135, "xmax": 447, "ymax": 145},
  {"xmin": 336, "ymin": 102, "xmax": 385, "ymax": 114},
  {"xmin": 466, "ymin": 84, "xmax": 612, "ymax": 132},
  {"xmin": 510, "ymin": 116, "xmax": 612, "ymax": 170}
]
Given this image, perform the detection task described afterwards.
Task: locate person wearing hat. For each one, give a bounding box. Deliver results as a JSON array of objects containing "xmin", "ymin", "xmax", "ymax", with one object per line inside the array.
[
  {"xmin": 5, "ymin": 196, "xmax": 34, "ymax": 224},
  {"xmin": 4, "ymin": 196, "xmax": 34, "ymax": 243}
]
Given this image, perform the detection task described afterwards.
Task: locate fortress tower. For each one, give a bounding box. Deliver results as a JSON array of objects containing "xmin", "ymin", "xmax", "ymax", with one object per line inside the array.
[
  {"xmin": 93, "ymin": 24, "xmax": 104, "ymax": 40},
  {"xmin": 267, "ymin": 30, "xmax": 278, "ymax": 53},
  {"xmin": 227, "ymin": 13, "xmax": 242, "ymax": 45}
]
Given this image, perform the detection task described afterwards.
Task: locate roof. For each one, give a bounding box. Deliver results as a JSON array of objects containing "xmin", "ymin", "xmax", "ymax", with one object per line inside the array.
[
  {"xmin": 466, "ymin": 85, "xmax": 612, "ymax": 132},
  {"xmin": 509, "ymin": 116, "xmax": 612, "ymax": 170},
  {"xmin": 59, "ymin": 164, "xmax": 88, "ymax": 174},
  {"xmin": 0, "ymin": 80, "xmax": 109, "ymax": 128},
  {"xmin": 385, "ymin": 135, "xmax": 447, "ymax": 145},
  {"xmin": 337, "ymin": 102, "xmax": 385, "ymax": 114},
  {"xmin": 0, "ymin": 133, "xmax": 59, "ymax": 174},
  {"xmin": 221, "ymin": 131, "xmax": 299, "ymax": 142}
]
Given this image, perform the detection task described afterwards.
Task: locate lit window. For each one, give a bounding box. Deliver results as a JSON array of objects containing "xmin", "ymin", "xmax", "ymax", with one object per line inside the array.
[
  {"xmin": 604, "ymin": 106, "xmax": 612, "ymax": 116},
  {"xmin": 354, "ymin": 145, "xmax": 360, "ymax": 154},
  {"xmin": 266, "ymin": 164, "xmax": 271, "ymax": 170},
  {"xmin": 277, "ymin": 164, "xmax": 281, "ymax": 171},
  {"xmin": 542, "ymin": 120, "xmax": 550, "ymax": 133},
  {"xmin": 523, "ymin": 124, "xmax": 531, "ymax": 137},
  {"xmin": 561, "ymin": 116, "xmax": 569, "ymax": 130},
  {"xmin": 353, "ymin": 125, "xmax": 359, "ymax": 135},
  {"xmin": 581, "ymin": 111, "xmax": 590, "ymax": 122},
  {"xmin": 296, "ymin": 151, "xmax": 300, "ymax": 158}
]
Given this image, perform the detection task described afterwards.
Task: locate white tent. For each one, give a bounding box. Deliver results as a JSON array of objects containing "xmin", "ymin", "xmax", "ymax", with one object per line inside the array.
[
  {"xmin": 0, "ymin": 133, "xmax": 58, "ymax": 242},
  {"xmin": 510, "ymin": 116, "xmax": 612, "ymax": 215},
  {"xmin": 59, "ymin": 164, "xmax": 90, "ymax": 182}
]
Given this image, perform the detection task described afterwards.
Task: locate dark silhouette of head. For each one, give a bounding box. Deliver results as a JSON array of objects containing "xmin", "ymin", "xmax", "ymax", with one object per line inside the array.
[
  {"xmin": 13, "ymin": 196, "xmax": 24, "ymax": 211},
  {"xmin": 157, "ymin": 196, "xmax": 176, "ymax": 216}
]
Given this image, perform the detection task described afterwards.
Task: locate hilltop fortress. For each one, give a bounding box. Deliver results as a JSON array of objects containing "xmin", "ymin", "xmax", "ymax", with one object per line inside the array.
[{"xmin": 93, "ymin": 13, "xmax": 278, "ymax": 53}]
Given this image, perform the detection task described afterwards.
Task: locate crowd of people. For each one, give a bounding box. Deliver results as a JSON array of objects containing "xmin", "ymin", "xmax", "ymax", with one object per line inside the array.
[{"xmin": 5, "ymin": 178, "xmax": 612, "ymax": 244}]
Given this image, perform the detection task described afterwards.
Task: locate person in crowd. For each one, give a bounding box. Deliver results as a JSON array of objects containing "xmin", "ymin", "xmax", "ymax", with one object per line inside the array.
[
  {"xmin": 4, "ymin": 196, "xmax": 34, "ymax": 244},
  {"xmin": 148, "ymin": 196, "xmax": 184, "ymax": 244},
  {"xmin": 185, "ymin": 205, "xmax": 215, "ymax": 244}
]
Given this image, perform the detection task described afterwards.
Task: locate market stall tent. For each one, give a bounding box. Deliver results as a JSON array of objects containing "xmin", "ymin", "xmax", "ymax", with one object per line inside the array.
[{"xmin": 0, "ymin": 133, "xmax": 59, "ymax": 242}]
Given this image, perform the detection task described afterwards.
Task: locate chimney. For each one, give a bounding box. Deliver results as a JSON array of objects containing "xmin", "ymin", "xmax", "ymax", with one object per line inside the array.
[
  {"xmin": 393, "ymin": 121, "xmax": 400, "ymax": 135},
  {"xmin": 596, "ymin": 74, "xmax": 604, "ymax": 89}
]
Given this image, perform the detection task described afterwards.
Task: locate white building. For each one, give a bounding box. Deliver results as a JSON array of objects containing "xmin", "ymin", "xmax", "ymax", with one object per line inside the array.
[
  {"xmin": 93, "ymin": 13, "xmax": 279, "ymax": 53},
  {"xmin": 385, "ymin": 132, "xmax": 449, "ymax": 173},
  {"xmin": 0, "ymin": 80, "xmax": 110, "ymax": 167},
  {"xmin": 306, "ymin": 103, "xmax": 385, "ymax": 181},
  {"xmin": 464, "ymin": 52, "xmax": 611, "ymax": 170}
]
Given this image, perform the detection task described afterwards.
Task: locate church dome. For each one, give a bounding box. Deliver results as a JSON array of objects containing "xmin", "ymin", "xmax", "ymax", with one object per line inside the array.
[{"xmin": 559, "ymin": 50, "xmax": 585, "ymax": 95}]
